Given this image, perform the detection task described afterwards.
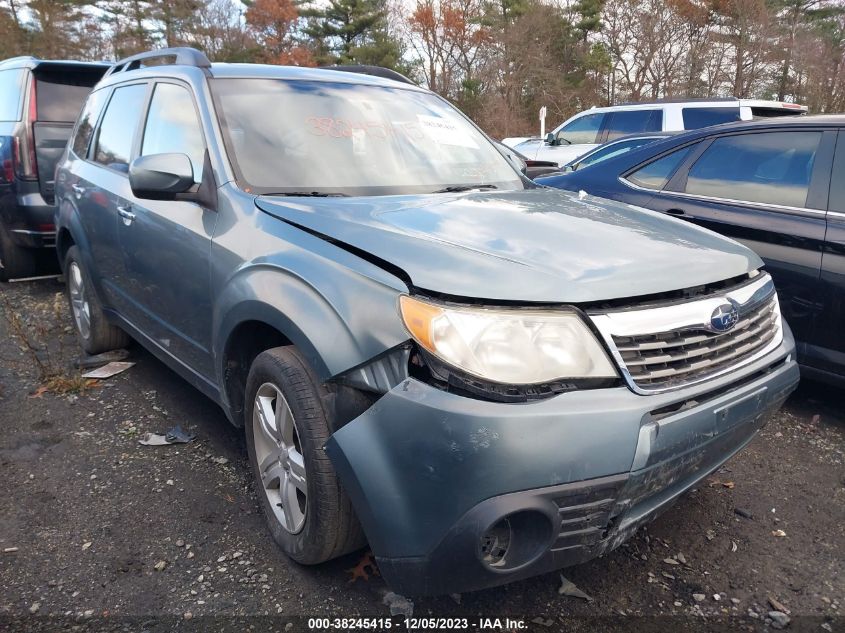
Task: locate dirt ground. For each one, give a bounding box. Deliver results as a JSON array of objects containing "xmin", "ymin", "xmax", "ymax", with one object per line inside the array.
[{"xmin": 0, "ymin": 277, "xmax": 842, "ymax": 632}]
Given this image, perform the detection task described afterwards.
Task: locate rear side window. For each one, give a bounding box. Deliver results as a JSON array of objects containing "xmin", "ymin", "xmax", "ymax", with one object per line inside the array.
[
  {"xmin": 71, "ymin": 89, "xmax": 108, "ymax": 158},
  {"xmin": 605, "ymin": 110, "xmax": 662, "ymax": 141},
  {"xmin": 35, "ymin": 71, "xmax": 101, "ymax": 122},
  {"xmin": 684, "ymin": 131, "xmax": 822, "ymax": 208},
  {"xmin": 682, "ymin": 107, "xmax": 741, "ymax": 129},
  {"xmin": 0, "ymin": 69, "xmax": 25, "ymax": 121},
  {"xmin": 141, "ymin": 83, "xmax": 205, "ymax": 182},
  {"xmin": 627, "ymin": 146, "xmax": 694, "ymax": 190},
  {"xmin": 93, "ymin": 84, "xmax": 147, "ymax": 172},
  {"xmin": 558, "ymin": 113, "xmax": 606, "ymax": 144}
]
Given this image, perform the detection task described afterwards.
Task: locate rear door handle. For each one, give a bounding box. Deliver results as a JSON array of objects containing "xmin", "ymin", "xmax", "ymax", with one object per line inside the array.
[
  {"xmin": 666, "ymin": 208, "xmax": 686, "ymax": 216},
  {"xmin": 117, "ymin": 205, "xmax": 136, "ymax": 225}
]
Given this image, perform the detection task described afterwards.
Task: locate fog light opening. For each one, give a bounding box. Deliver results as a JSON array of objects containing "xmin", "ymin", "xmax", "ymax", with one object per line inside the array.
[
  {"xmin": 480, "ymin": 519, "xmax": 513, "ymax": 568},
  {"xmin": 478, "ymin": 510, "xmax": 554, "ymax": 572}
]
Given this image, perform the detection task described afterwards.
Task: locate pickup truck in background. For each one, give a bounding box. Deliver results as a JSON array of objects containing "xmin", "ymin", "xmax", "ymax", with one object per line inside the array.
[{"xmin": 0, "ymin": 57, "xmax": 110, "ymax": 280}]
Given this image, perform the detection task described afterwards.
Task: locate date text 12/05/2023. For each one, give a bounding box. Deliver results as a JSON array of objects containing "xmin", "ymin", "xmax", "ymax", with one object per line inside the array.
[{"xmin": 306, "ymin": 617, "xmax": 528, "ymax": 630}]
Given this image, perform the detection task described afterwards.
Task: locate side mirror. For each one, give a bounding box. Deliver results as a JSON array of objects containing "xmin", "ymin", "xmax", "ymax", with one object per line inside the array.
[
  {"xmin": 545, "ymin": 132, "xmax": 556, "ymax": 146},
  {"xmin": 129, "ymin": 153, "xmax": 195, "ymax": 200}
]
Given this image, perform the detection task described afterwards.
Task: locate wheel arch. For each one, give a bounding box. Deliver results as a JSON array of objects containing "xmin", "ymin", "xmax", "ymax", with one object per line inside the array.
[{"xmin": 215, "ymin": 264, "xmax": 409, "ymax": 426}]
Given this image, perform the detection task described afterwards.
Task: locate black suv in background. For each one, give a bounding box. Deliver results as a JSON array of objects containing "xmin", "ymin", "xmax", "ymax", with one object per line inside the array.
[
  {"xmin": 537, "ymin": 117, "xmax": 845, "ymax": 386},
  {"xmin": 0, "ymin": 57, "xmax": 110, "ymax": 280}
]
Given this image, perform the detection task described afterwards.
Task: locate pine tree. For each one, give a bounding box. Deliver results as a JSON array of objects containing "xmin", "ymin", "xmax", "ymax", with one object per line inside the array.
[
  {"xmin": 99, "ymin": 0, "xmax": 158, "ymax": 57},
  {"xmin": 299, "ymin": 0, "xmax": 404, "ymax": 69}
]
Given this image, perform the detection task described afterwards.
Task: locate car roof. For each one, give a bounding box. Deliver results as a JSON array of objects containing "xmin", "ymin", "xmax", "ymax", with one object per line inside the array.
[
  {"xmin": 97, "ymin": 59, "xmax": 427, "ymax": 93},
  {"xmin": 574, "ymin": 99, "xmax": 808, "ymax": 115},
  {"xmin": 602, "ymin": 131, "xmax": 679, "ymax": 143},
  {"xmin": 208, "ymin": 63, "xmax": 426, "ymax": 90},
  {"xmin": 670, "ymin": 114, "xmax": 845, "ymax": 138},
  {"xmin": 0, "ymin": 56, "xmax": 111, "ymax": 72}
]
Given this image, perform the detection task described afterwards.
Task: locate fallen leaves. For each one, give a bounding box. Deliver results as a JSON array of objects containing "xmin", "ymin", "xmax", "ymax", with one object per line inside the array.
[
  {"xmin": 28, "ymin": 377, "xmax": 99, "ymax": 398},
  {"xmin": 346, "ymin": 550, "xmax": 379, "ymax": 584},
  {"xmin": 768, "ymin": 596, "xmax": 790, "ymax": 614},
  {"xmin": 707, "ymin": 479, "xmax": 735, "ymax": 489},
  {"xmin": 27, "ymin": 385, "xmax": 49, "ymax": 399}
]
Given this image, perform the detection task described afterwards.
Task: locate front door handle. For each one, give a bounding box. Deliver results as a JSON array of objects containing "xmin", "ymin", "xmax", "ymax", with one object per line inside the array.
[
  {"xmin": 666, "ymin": 208, "xmax": 686, "ymax": 216},
  {"xmin": 117, "ymin": 205, "xmax": 136, "ymax": 225}
]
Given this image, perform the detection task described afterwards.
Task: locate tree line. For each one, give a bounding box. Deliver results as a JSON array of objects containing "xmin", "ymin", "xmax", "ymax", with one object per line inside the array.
[{"xmin": 1, "ymin": 0, "xmax": 843, "ymax": 137}]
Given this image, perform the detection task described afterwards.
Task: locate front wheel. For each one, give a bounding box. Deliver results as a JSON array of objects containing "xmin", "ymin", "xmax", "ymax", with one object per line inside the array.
[{"xmin": 245, "ymin": 346, "xmax": 364, "ymax": 564}]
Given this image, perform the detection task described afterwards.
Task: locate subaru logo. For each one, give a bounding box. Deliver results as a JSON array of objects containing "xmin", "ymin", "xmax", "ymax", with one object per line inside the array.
[{"xmin": 710, "ymin": 302, "xmax": 739, "ymax": 332}]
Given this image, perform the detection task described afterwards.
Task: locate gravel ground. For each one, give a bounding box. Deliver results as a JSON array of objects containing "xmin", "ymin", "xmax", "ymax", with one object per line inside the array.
[{"xmin": 0, "ymin": 277, "xmax": 843, "ymax": 632}]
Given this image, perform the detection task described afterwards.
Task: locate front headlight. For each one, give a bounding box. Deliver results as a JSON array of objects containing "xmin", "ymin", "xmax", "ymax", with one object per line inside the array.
[{"xmin": 399, "ymin": 295, "xmax": 618, "ymax": 385}]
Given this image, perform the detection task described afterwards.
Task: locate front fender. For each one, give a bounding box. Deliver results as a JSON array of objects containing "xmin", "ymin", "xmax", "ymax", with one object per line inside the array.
[{"xmin": 213, "ymin": 242, "xmax": 412, "ymax": 406}]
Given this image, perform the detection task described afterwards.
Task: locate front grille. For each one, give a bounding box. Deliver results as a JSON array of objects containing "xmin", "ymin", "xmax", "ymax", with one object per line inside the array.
[
  {"xmin": 590, "ymin": 273, "xmax": 783, "ymax": 393},
  {"xmin": 613, "ymin": 295, "xmax": 778, "ymax": 389}
]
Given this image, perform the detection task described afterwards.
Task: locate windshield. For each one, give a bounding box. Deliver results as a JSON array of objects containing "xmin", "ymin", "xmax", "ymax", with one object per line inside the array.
[{"xmin": 211, "ymin": 78, "xmax": 524, "ymax": 196}]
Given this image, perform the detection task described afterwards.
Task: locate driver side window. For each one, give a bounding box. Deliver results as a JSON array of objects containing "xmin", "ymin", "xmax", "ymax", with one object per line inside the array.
[
  {"xmin": 141, "ymin": 82, "xmax": 206, "ymax": 183},
  {"xmin": 557, "ymin": 113, "xmax": 606, "ymax": 145}
]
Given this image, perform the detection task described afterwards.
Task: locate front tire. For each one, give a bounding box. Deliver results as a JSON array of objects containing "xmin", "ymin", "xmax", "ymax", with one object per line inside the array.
[
  {"xmin": 245, "ymin": 346, "xmax": 364, "ymax": 564},
  {"xmin": 64, "ymin": 245, "xmax": 129, "ymax": 354}
]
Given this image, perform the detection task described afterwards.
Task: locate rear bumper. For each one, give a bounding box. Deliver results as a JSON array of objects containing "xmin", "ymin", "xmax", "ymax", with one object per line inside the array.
[
  {"xmin": 325, "ymin": 332, "xmax": 798, "ymax": 596},
  {"xmin": 8, "ymin": 227, "xmax": 55, "ymax": 248},
  {"xmin": 0, "ymin": 185, "xmax": 55, "ymax": 248}
]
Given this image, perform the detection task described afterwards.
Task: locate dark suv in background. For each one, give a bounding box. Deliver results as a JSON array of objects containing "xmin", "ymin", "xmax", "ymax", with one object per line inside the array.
[{"xmin": 0, "ymin": 57, "xmax": 109, "ymax": 280}]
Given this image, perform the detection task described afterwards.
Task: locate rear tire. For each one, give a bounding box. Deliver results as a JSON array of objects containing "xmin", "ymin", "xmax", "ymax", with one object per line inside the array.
[
  {"xmin": 245, "ymin": 346, "xmax": 365, "ymax": 564},
  {"xmin": 64, "ymin": 245, "xmax": 129, "ymax": 354},
  {"xmin": 0, "ymin": 220, "xmax": 37, "ymax": 281}
]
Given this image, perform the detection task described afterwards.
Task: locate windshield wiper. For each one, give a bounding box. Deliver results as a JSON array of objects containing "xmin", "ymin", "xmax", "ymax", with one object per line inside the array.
[
  {"xmin": 432, "ymin": 184, "xmax": 499, "ymax": 193},
  {"xmin": 263, "ymin": 191, "xmax": 350, "ymax": 197}
]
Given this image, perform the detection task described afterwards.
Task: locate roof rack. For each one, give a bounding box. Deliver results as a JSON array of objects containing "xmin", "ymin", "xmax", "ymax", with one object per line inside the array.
[
  {"xmin": 105, "ymin": 47, "xmax": 211, "ymax": 77},
  {"xmin": 322, "ymin": 64, "xmax": 416, "ymax": 86},
  {"xmin": 618, "ymin": 96, "xmax": 738, "ymax": 106}
]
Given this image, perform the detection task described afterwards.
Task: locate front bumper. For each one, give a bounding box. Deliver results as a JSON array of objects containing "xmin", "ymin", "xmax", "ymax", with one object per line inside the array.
[{"xmin": 325, "ymin": 333, "xmax": 799, "ymax": 596}]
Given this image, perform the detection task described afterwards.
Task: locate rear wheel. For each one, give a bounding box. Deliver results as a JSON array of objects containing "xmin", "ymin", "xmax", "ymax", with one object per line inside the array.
[
  {"xmin": 64, "ymin": 245, "xmax": 129, "ymax": 354},
  {"xmin": 245, "ymin": 346, "xmax": 365, "ymax": 564},
  {"xmin": 0, "ymin": 220, "xmax": 37, "ymax": 281}
]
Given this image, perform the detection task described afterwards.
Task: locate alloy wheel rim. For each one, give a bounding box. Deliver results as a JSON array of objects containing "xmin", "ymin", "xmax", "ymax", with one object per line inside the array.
[
  {"xmin": 68, "ymin": 262, "xmax": 91, "ymax": 340},
  {"xmin": 252, "ymin": 382, "xmax": 307, "ymax": 534}
]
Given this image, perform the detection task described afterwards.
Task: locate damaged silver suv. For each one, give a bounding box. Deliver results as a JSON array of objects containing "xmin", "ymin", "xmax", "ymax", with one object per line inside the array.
[{"xmin": 55, "ymin": 48, "xmax": 799, "ymax": 596}]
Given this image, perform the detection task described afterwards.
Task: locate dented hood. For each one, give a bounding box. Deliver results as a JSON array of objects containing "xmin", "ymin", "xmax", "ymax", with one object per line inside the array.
[{"xmin": 255, "ymin": 188, "xmax": 762, "ymax": 303}]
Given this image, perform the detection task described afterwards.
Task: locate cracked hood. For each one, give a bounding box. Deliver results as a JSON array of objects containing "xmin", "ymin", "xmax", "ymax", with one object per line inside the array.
[{"xmin": 255, "ymin": 188, "xmax": 762, "ymax": 303}]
